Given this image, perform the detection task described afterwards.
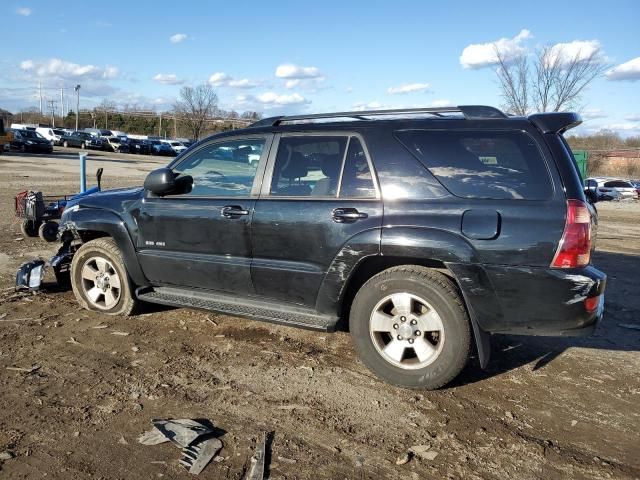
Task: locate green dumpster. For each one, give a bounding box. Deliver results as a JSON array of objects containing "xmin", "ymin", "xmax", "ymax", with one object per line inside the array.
[{"xmin": 573, "ymin": 150, "xmax": 588, "ymax": 179}]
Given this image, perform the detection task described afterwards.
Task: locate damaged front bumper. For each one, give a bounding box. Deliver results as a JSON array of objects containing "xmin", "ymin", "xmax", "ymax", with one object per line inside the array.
[{"xmin": 15, "ymin": 240, "xmax": 75, "ymax": 291}]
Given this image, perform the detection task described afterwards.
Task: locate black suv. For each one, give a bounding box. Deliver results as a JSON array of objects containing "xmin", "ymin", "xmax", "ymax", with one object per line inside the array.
[
  {"xmin": 61, "ymin": 131, "xmax": 104, "ymax": 150},
  {"xmin": 53, "ymin": 105, "xmax": 606, "ymax": 389}
]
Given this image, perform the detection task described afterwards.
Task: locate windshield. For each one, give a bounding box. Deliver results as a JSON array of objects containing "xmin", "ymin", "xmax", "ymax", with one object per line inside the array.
[
  {"xmin": 604, "ymin": 180, "xmax": 633, "ymax": 188},
  {"xmin": 21, "ymin": 130, "xmax": 43, "ymax": 139}
]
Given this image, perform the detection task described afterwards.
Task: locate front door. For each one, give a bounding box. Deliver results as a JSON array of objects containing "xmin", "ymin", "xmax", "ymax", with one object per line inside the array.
[
  {"xmin": 251, "ymin": 133, "xmax": 383, "ymax": 307},
  {"xmin": 135, "ymin": 134, "xmax": 273, "ymax": 294}
]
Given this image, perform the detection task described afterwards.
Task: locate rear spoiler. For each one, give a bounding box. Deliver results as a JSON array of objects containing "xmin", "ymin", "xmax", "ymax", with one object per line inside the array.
[{"xmin": 528, "ymin": 112, "xmax": 582, "ymax": 134}]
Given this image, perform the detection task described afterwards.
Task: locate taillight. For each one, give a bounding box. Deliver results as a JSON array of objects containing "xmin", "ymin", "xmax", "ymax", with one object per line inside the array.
[{"xmin": 551, "ymin": 199, "xmax": 592, "ymax": 268}]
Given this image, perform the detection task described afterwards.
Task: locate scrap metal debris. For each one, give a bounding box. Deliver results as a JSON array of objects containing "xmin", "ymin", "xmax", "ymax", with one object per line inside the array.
[
  {"xmin": 245, "ymin": 434, "xmax": 266, "ymax": 480},
  {"xmin": 138, "ymin": 419, "xmax": 222, "ymax": 475},
  {"xmin": 6, "ymin": 365, "xmax": 41, "ymax": 374}
]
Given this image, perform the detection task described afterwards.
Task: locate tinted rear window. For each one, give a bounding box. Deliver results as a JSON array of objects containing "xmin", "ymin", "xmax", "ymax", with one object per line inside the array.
[
  {"xmin": 395, "ymin": 130, "xmax": 553, "ymax": 200},
  {"xmin": 603, "ymin": 180, "xmax": 632, "ymax": 188}
]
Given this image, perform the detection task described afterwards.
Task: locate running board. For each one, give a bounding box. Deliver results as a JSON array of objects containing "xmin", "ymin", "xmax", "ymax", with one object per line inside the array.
[{"xmin": 136, "ymin": 286, "xmax": 338, "ymax": 332}]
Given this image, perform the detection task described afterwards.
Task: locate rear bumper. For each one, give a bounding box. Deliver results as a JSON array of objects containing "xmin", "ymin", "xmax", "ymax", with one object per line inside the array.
[{"xmin": 447, "ymin": 263, "xmax": 606, "ymax": 336}]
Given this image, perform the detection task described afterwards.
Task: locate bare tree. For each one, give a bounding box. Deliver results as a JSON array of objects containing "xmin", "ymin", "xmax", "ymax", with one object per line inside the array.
[
  {"xmin": 495, "ymin": 45, "xmax": 608, "ymax": 115},
  {"xmin": 173, "ymin": 84, "xmax": 218, "ymax": 140}
]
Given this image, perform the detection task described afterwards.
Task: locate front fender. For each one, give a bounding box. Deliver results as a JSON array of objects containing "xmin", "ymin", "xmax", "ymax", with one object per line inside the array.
[{"xmin": 59, "ymin": 208, "xmax": 148, "ymax": 286}]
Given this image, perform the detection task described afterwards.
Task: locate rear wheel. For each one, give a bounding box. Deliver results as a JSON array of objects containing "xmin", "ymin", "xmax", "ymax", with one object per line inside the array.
[
  {"xmin": 38, "ymin": 221, "xmax": 59, "ymax": 242},
  {"xmin": 350, "ymin": 266, "xmax": 471, "ymax": 389},
  {"xmin": 20, "ymin": 219, "xmax": 41, "ymax": 237},
  {"xmin": 70, "ymin": 238, "xmax": 138, "ymax": 316}
]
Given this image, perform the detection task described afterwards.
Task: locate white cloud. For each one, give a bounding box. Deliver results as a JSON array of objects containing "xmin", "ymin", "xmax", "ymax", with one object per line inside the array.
[
  {"xmin": 275, "ymin": 64, "xmax": 322, "ymax": 79},
  {"xmin": 208, "ymin": 72, "xmax": 259, "ymax": 89},
  {"xmin": 16, "ymin": 7, "xmax": 31, "ymax": 16},
  {"xmin": 256, "ymin": 92, "xmax": 309, "ymax": 105},
  {"xmin": 387, "ymin": 83, "xmax": 431, "ymax": 95},
  {"xmin": 581, "ymin": 108, "xmax": 607, "ymax": 120},
  {"xmin": 352, "ymin": 101, "xmax": 387, "ymax": 111},
  {"xmin": 208, "ymin": 72, "xmax": 231, "ymax": 86},
  {"xmin": 20, "ymin": 58, "xmax": 119, "ymax": 81},
  {"xmin": 431, "ymin": 99, "xmax": 452, "ymax": 107},
  {"xmin": 545, "ymin": 40, "xmax": 602, "ymax": 66},
  {"xmin": 460, "ymin": 29, "xmax": 531, "ymax": 69},
  {"xmin": 606, "ymin": 57, "xmax": 640, "ymax": 81},
  {"xmin": 153, "ymin": 73, "xmax": 184, "ymax": 85},
  {"xmin": 169, "ymin": 33, "xmax": 187, "ymax": 44},
  {"xmin": 625, "ymin": 113, "xmax": 640, "ymax": 122}
]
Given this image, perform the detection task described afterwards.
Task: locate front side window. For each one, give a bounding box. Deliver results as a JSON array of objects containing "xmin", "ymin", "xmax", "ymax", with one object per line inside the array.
[
  {"xmin": 396, "ymin": 130, "xmax": 553, "ymax": 200},
  {"xmin": 173, "ymin": 138, "xmax": 265, "ymax": 197}
]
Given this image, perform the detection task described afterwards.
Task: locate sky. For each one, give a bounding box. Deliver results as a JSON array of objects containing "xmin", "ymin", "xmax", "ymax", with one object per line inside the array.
[{"xmin": 1, "ymin": 0, "xmax": 639, "ymax": 136}]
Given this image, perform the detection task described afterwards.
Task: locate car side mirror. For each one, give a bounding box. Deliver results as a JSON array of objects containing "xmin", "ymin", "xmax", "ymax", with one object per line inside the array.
[{"xmin": 144, "ymin": 168, "xmax": 192, "ymax": 196}]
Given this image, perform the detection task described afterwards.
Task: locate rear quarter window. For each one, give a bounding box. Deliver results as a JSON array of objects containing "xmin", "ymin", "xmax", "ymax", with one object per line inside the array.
[{"xmin": 395, "ymin": 130, "xmax": 553, "ymax": 200}]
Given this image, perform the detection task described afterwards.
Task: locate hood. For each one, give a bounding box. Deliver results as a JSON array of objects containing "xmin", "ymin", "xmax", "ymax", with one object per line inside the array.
[{"xmin": 65, "ymin": 186, "xmax": 143, "ymax": 212}]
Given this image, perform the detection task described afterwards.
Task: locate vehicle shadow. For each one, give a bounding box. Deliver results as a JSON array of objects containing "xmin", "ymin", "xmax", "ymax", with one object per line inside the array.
[{"xmin": 452, "ymin": 250, "xmax": 640, "ymax": 387}]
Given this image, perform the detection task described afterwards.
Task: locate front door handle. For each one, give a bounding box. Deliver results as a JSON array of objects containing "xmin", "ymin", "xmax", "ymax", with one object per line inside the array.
[
  {"xmin": 332, "ymin": 208, "xmax": 368, "ymax": 223},
  {"xmin": 221, "ymin": 205, "xmax": 250, "ymax": 218}
]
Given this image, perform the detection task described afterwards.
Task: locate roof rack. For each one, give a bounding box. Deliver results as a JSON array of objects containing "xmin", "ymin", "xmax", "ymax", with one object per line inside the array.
[{"xmin": 250, "ymin": 105, "xmax": 507, "ymax": 127}]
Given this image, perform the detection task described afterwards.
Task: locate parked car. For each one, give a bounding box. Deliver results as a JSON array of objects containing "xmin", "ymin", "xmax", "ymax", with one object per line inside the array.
[
  {"xmin": 162, "ymin": 140, "xmax": 188, "ymax": 155},
  {"xmin": 36, "ymin": 127, "xmax": 66, "ymax": 145},
  {"xmin": 585, "ymin": 177, "xmax": 637, "ymax": 201},
  {"xmin": 51, "ymin": 106, "xmax": 606, "ymax": 389},
  {"xmin": 128, "ymin": 138, "xmax": 152, "ymax": 155},
  {"xmin": 147, "ymin": 139, "xmax": 175, "ymax": 156},
  {"xmin": 630, "ymin": 180, "xmax": 640, "ymax": 197},
  {"xmin": 9, "ymin": 129, "xmax": 53, "ymax": 153},
  {"xmin": 60, "ymin": 131, "xmax": 104, "ymax": 150},
  {"xmin": 102, "ymin": 136, "xmax": 129, "ymax": 153}
]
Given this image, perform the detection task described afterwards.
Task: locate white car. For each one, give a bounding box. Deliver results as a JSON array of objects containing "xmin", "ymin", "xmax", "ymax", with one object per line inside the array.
[
  {"xmin": 585, "ymin": 177, "xmax": 637, "ymax": 201},
  {"xmin": 36, "ymin": 127, "xmax": 66, "ymax": 145},
  {"xmin": 162, "ymin": 140, "xmax": 187, "ymax": 154}
]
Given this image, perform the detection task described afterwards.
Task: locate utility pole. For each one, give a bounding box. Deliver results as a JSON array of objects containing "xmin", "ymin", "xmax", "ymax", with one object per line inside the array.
[
  {"xmin": 74, "ymin": 85, "xmax": 81, "ymax": 131},
  {"xmin": 48, "ymin": 99, "xmax": 56, "ymax": 127},
  {"xmin": 158, "ymin": 113, "xmax": 162, "ymax": 137},
  {"xmin": 174, "ymin": 115, "xmax": 177, "ymax": 138},
  {"xmin": 60, "ymin": 87, "xmax": 64, "ymax": 118},
  {"xmin": 39, "ymin": 82, "xmax": 43, "ymax": 115}
]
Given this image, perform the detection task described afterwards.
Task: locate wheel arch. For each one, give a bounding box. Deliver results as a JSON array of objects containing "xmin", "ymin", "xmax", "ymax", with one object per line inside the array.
[{"xmin": 59, "ymin": 208, "xmax": 148, "ymax": 286}]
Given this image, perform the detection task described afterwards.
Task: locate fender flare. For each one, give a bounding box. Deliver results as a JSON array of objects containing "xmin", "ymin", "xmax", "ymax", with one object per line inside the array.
[{"xmin": 59, "ymin": 208, "xmax": 148, "ymax": 286}]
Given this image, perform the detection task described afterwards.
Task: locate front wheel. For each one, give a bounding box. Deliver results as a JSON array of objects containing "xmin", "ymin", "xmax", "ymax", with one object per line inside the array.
[
  {"xmin": 350, "ymin": 266, "xmax": 471, "ymax": 389},
  {"xmin": 70, "ymin": 238, "xmax": 138, "ymax": 316}
]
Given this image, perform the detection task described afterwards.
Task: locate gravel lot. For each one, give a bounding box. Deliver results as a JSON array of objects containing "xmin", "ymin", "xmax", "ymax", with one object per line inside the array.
[{"xmin": 0, "ymin": 149, "xmax": 638, "ymax": 479}]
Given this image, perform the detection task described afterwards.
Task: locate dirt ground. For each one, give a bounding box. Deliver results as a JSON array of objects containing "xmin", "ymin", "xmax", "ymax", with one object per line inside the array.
[{"xmin": 0, "ymin": 149, "xmax": 638, "ymax": 480}]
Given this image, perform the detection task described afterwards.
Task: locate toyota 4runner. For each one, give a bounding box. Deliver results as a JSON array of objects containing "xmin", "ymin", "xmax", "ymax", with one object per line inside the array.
[{"xmin": 46, "ymin": 105, "xmax": 606, "ymax": 389}]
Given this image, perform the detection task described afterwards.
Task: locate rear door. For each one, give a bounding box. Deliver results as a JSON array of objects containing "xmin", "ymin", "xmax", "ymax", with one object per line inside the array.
[
  {"xmin": 135, "ymin": 134, "xmax": 273, "ymax": 294},
  {"xmin": 251, "ymin": 133, "xmax": 383, "ymax": 307}
]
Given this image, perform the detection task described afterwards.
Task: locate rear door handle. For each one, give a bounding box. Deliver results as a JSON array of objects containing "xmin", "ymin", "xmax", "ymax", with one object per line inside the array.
[
  {"xmin": 221, "ymin": 205, "xmax": 250, "ymax": 218},
  {"xmin": 332, "ymin": 208, "xmax": 368, "ymax": 223}
]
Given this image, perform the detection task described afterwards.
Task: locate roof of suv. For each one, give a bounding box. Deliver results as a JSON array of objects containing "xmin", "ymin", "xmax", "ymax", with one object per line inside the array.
[{"xmin": 241, "ymin": 105, "xmax": 581, "ymax": 136}]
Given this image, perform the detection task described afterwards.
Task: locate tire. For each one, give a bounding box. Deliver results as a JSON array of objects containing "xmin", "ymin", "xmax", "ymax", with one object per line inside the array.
[
  {"xmin": 349, "ymin": 266, "xmax": 471, "ymax": 389},
  {"xmin": 20, "ymin": 219, "xmax": 41, "ymax": 237},
  {"xmin": 70, "ymin": 238, "xmax": 138, "ymax": 316},
  {"xmin": 38, "ymin": 221, "xmax": 59, "ymax": 242}
]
